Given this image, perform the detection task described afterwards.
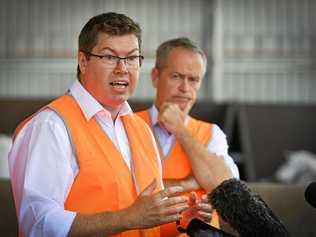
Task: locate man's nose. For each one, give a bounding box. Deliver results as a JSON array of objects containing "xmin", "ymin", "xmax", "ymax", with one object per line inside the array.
[
  {"xmin": 114, "ymin": 59, "xmax": 128, "ymax": 73},
  {"xmin": 179, "ymin": 78, "xmax": 190, "ymax": 92}
]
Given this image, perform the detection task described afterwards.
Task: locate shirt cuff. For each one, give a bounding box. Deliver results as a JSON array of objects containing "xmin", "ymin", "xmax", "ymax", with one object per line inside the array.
[
  {"xmin": 44, "ymin": 209, "xmax": 76, "ymax": 237},
  {"xmin": 24, "ymin": 209, "xmax": 76, "ymax": 237}
]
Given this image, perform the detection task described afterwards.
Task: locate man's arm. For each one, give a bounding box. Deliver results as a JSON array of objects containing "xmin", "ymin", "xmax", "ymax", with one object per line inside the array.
[
  {"xmin": 158, "ymin": 103, "xmax": 233, "ymax": 192},
  {"xmin": 9, "ymin": 111, "xmax": 189, "ymax": 237}
]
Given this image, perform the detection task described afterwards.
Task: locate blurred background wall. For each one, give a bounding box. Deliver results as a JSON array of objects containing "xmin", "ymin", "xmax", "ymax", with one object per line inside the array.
[
  {"xmin": 1, "ymin": 0, "xmax": 316, "ymax": 103},
  {"xmin": 0, "ymin": 0, "xmax": 208, "ymax": 99},
  {"xmin": 1, "ymin": 3, "xmax": 316, "ymax": 235}
]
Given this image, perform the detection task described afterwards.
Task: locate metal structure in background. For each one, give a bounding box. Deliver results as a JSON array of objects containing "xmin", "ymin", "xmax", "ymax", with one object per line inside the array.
[
  {"xmin": 0, "ymin": 0, "xmax": 207, "ymax": 99},
  {"xmin": 0, "ymin": 0, "xmax": 316, "ymax": 104},
  {"xmin": 214, "ymin": 0, "xmax": 316, "ymax": 103}
]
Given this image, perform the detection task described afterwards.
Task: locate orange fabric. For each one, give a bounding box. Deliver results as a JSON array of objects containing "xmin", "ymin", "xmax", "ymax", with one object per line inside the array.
[
  {"xmin": 136, "ymin": 110, "xmax": 219, "ymax": 237},
  {"xmin": 16, "ymin": 95, "xmax": 162, "ymax": 237}
]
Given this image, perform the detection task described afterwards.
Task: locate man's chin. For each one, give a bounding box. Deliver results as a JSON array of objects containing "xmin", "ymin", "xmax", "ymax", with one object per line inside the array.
[
  {"xmin": 178, "ymin": 103, "xmax": 191, "ymax": 114},
  {"xmin": 114, "ymin": 92, "xmax": 132, "ymax": 101},
  {"xmin": 102, "ymin": 94, "xmax": 130, "ymax": 108}
]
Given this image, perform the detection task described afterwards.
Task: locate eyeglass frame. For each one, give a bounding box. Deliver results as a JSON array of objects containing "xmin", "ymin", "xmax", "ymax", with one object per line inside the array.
[{"xmin": 82, "ymin": 51, "xmax": 144, "ymax": 68}]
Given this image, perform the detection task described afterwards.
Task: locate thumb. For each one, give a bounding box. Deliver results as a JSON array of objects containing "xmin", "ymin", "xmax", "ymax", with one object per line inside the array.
[
  {"xmin": 201, "ymin": 194, "xmax": 209, "ymax": 203},
  {"xmin": 140, "ymin": 179, "xmax": 157, "ymax": 196}
]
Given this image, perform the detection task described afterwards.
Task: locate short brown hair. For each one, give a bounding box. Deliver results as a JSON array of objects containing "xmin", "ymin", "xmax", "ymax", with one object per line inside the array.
[{"xmin": 77, "ymin": 12, "xmax": 142, "ymax": 79}]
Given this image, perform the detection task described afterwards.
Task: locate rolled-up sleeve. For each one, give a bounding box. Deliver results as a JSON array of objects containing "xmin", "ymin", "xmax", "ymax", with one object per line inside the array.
[
  {"xmin": 207, "ymin": 124, "xmax": 240, "ymax": 179},
  {"xmin": 9, "ymin": 110, "xmax": 78, "ymax": 237}
]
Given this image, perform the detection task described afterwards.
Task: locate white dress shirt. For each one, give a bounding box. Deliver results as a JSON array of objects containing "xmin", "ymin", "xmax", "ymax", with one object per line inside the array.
[
  {"xmin": 148, "ymin": 106, "xmax": 239, "ymax": 178},
  {"xmin": 8, "ymin": 80, "xmax": 162, "ymax": 237}
]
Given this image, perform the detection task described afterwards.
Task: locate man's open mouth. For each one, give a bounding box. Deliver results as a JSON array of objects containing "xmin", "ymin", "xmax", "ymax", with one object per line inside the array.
[{"xmin": 110, "ymin": 81, "xmax": 129, "ymax": 88}]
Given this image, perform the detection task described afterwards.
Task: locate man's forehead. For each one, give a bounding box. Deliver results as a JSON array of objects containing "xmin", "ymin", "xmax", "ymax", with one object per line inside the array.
[
  {"xmin": 96, "ymin": 32, "xmax": 138, "ymax": 44},
  {"xmin": 94, "ymin": 33, "xmax": 140, "ymax": 53}
]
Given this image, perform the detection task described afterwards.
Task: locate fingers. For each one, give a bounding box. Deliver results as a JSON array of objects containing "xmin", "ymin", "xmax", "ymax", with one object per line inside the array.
[
  {"xmin": 199, "ymin": 194, "xmax": 213, "ymax": 213},
  {"xmin": 201, "ymin": 194, "xmax": 208, "ymax": 202},
  {"xmin": 159, "ymin": 196, "xmax": 189, "ymax": 208},
  {"xmin": 196, "ymin": 202, "xmax": 213, "ymax": 222},
  {"xmin": 196, "ymin": 202, "xmax": 212, "ymax": 213},
  {"xmin": 197, "ymin": 211, "xmax": 212, "ymax": 222},
  {"xmin": 153, "ymin": 188, "xmax": 190, "ymax": 221},
  {"xmin": 159, "ymin": 102, "xmax": 176, "ymax": 112},
  {"xmin": 163, "ymin": 202, "xmax": 190, "ymax": 215},
  {"xmin": 155, "ymin": 187, "xmax": 189, "ymax": 210},
  {"xmin": 141, "ymin": 179, "xmax": 157, "ymax": 196},
  {"xmin": 155, "ymin": 200, "xmax": 190, "ymax": 225},
  {"xmin": 159, "ymin": 103, "xmax": 181, "ymax": 119},
  {"xmin": 189, "ymin": 191, "xmax": 198, "ymax": 205},
  {"xmin": 158, "ymin": 186, "xmax": 184, "ymax": 200},
  {"xmin": 159, "ymin": 213, "xmax": 183, "ymax": 224}
]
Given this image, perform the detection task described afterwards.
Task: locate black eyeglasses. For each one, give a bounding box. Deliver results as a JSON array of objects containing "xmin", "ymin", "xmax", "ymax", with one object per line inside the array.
[{"xmin": 83, "ymin": 51, "xmax": 144, "ymax": 69}]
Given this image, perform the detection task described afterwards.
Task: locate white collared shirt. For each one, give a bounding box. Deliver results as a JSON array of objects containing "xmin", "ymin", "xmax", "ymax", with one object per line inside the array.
[
  {"xmin": 8, "ymin": 80, "xmax": 161, "ymax": 237},
  {"xmin": 148, "ymin": 105, "xmax": 239, "ymax": 178}
]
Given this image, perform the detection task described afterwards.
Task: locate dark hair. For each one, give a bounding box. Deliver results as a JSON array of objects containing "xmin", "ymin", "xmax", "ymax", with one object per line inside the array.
[
  {"xmin": 77, "ymin": 12, "xmax": 142, "ymax": 79},
  {"xmin": 155, "ymin": 37, "xmax": 207, "ymax": 70}
]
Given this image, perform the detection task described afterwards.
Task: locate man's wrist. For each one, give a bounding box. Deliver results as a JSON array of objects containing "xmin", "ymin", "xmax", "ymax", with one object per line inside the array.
[
  {"xmin": 116, "ymin": 208, "xmax": 134, "ymax": 231},
  {"xmin": 174, "ymin": 125, "xmax": 190, "ymax": 142}
]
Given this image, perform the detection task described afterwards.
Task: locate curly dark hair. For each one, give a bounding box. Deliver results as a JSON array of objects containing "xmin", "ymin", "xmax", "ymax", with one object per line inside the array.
[
  {"xmin": 208, "ymin": 179, "xmax": 290, "ymax": 237},
  {"xmin": 77, "ymin": 12, "xmax": 142, "ymax": 79}
]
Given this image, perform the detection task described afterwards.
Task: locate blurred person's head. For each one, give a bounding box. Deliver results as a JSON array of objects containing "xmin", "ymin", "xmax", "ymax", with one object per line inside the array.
[
  {"xmin": 151, "ymin": 37, "xmax": 207, "ymax": 114},
  {"xmin": 77, "ymin": 12, "xmax": 143, "ymax": 110}
]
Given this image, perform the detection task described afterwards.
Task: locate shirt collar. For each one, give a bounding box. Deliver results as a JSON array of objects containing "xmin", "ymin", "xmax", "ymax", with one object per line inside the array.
[
  {"xmin": 69, "ymin": 80, "xmax": 132, "ymax": 121},
  {"xmin": 148, "ymin": 105, "xmax": 159, "ymax": 126}
]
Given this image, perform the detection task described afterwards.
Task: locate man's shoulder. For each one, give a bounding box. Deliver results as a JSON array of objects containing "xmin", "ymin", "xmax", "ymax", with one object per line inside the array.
[
  {"xmin": 32, "ymin": 95, "xmax": 73, "ymax": 124},
  {"xmin": 188, "ymin": 116, "xmax": 224, "ymax": 138},
  {"xmin": 27, "ymin": 107, "xmax": 66, "ymax": 129},
  {"xmin": 189, "ymin": 116, "xmax": 213, "ymax": 127},
  {"xmin": 13, "ymin": 106, "xmax": 66, "ymax": 141}
]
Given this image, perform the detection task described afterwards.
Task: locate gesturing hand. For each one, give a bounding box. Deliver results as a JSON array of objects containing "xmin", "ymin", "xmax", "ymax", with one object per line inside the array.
[
  {"xmin": 123, "ymin": 179, "xmax": 190, "ymax": 229},
  {"xmin": 179, "ymin": 192, "xmax": 213, "ymax": 228}
]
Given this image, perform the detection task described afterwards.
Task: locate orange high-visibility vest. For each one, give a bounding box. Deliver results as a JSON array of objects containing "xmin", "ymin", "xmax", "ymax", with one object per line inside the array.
[
  {"xmin": 136, "ymin": 109, "xmax": 219, "ymax": 237},
  {"xmin": 15, "ymin": 95, "xmax": 162, "ymax": 237}
]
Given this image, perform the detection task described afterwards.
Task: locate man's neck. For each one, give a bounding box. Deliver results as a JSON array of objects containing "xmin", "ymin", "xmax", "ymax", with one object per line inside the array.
[{"xmin": 103, "ymin": 103, "xmax": 122, "ymax": 121}]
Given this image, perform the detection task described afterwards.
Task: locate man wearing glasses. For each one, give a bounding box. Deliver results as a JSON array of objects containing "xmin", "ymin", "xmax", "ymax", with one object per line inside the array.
[{"xmin": 9, "ymin": 13, "xmax": 189, "ymax": 237}]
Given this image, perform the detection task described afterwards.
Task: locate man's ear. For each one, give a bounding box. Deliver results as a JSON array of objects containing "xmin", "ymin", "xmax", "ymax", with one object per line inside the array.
[
  {"xmin": 151, "ymin": 68, "xmax": 159, "ymax": 88},
  {"xmin": 78, "ymin": 51, "xmax": 88, "ymax": 75}
]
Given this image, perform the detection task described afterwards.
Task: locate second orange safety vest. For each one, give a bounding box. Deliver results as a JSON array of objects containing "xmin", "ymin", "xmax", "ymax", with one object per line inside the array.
[{"xmin": 136, "ymin": 109, "xmax": 218, "ymax": 237}]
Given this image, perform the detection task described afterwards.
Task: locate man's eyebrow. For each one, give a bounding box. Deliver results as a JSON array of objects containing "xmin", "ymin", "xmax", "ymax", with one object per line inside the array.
[
  {"xmin": 100, "ymin": 47, "xmax": 140, "ymax": 55},
  {"xmin": 172, "ymin": 72, "xmax": 201, "ymax": 80},
  {"xmin": 172, "ymin": 72, "xmax": 185, "ymax": 77}
]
